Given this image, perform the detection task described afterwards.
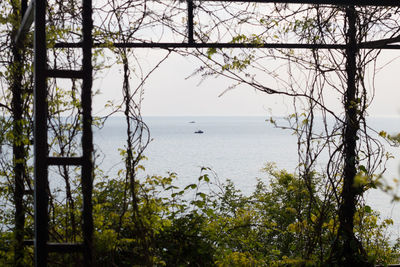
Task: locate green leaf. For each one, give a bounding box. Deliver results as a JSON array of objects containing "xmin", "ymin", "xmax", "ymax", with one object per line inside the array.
[
  {"xmin": 207, "ymin": 47, "xmax": 217, "ymax": 59},
  {"xmin": 359, "ymin": 165, "xmax": 367, "ymax": 174},
  {"xmin": 364, "ymin": 205, "xmax": 372, "ymax": 213}
]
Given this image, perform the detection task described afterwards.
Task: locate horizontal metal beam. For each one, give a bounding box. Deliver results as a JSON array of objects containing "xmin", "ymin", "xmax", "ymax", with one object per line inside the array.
[
  {"xmin": 23, "ymin": 240, "xmax": 34, "ymax": 246},
  {"xmin": 47, "ymin": 243, "xmax": 83, "ymax": 253},
  {"xmin": 54, "ymin": 42, "xmax": 400, "ymax": 50},
  {"xmin": 24, "ymin": 189, "xmax": 34, "ymax": 195},
  {"xmin": 23, "ymin": 241, "xmax": 85, "ymax": 253},
  {"xmin": 13, "ymin": 0, "xmax": 400, "ymax": 47},
  {"xmin": 188, "ymin": 0, "xmax": 194, "ymax": 44},
  {"xmin": 197, "ymin": 0, "xmax": 400, "ymax": 6},
  {"xmin": 47, "ymin": 157, "xmax": 84, "ymax": 166},
  {"xmin": 47, "ymin": 69, "xmax": 84, "ymax": 79},
  {"xmin": 15, "ymin": 0, "xmax": 35, "ymax": 45},
  {"xmin": 10, "ymin": 0, "xmax": 400, "ymax": 47}
]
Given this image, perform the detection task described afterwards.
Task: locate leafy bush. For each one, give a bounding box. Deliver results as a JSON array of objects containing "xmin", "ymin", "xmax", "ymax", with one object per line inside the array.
[
  {"xmin": 0, "ymin": 164, "xmax": 398, "ymax": 266},
  {"xmin": 88, "ymin": 164, "xmax": 400, "ymax": 266}
]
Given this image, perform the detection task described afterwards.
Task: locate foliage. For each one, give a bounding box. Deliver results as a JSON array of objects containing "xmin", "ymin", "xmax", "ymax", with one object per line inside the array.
[
  {"xmin": 89, "ymin": 165, "xmax": 399, "ymax": 266},
  {"xmin": 184, "ymin": 3, "xmax": 400, "ymax": 265},
  {"xmin": 0, "ymin": 0, "xmax": 399, "ymax": 266},
  {"xmin": 0, "ymin": 164, "xmax": 392, "ymax": 266}
]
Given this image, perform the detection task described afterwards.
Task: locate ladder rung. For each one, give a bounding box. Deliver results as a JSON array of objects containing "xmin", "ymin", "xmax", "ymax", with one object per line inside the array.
[
  {"xmin": 24, "ymin": 189, "xmax": 34, "ymax": 195},
  {"xmin": 23, "ymin": 240, "xmax": 83, "ymax": 253},
  {"xmin": 23, "ymin": 239, "xmax": 34, "ymax": 246},
  {"xmin": 47, "ymin": 242, "xmax": 83, "ymax": 253},
  {"xmin": 47, "ymin": 157, "xmax": 84, "ymax": 166},
  {"xmin": 47, "ymin": 69, "xmax": 84, "ymax": 79}
]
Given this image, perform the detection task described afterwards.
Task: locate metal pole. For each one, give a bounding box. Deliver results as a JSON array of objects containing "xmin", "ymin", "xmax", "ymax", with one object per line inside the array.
[
  {"xmin": 34, "ymin": 0, "xmax": 49, "ymax": 266},
  {"xmin": 187, "ymin": 0, "xmax": 194, "ymax": 44},
  {"xmin": 53, "ymin": 42, "xmax": 400, "ymax": 50},
  {"xmin": 21, "ymin": 0, "xmax": 27, "ymax": 18},
  {"xmin": 82, "ymin": 0, "xmax": 94, "ymax": 265},
  {"xmin": 194, "ymin": 0, "xmax": 400, "ymax": 6}
]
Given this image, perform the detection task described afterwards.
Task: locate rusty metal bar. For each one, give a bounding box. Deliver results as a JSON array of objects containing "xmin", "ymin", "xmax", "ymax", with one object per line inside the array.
[
  {"xmin": 47, "ymin": 157, "xmax": 84, "ymax": 166},
  {"xmin": 47, "ymin": 69, "xmax": 84, "ymax": 79},
  {"xmin": 47, "ymin": 243, "xmax": 84, "ymax": 253},
  {"xmin": 21, "ymin": 0, "xmax": 28, "ymax": 16},
  {"xmin": 24, "ymin": 190, "xmax": 34, "ymax": 195},
  {"xmin": 53, "ymin": 42, "xmax": 400, "ymax": 50},
  {"xmin": 33, "ymin": 0, "xmax": 49, "ymax": 265},
  {"xmin": 195, "ymin": 0, "xmax": 400, "ymax": 6},
  {"xmin": 81, "ymin": 0, "xmax": 94, "ymax": 264},
  {"xmin": 187, "ymin": 0, "xmax": 194, "ymax": 44},
  {"xmin": 24, "ymin": 241, "xmax": 84, "ymax": 253},
  {"xmin": 23, "ymin": 239, "xmax": 34, "ymax": 246}
]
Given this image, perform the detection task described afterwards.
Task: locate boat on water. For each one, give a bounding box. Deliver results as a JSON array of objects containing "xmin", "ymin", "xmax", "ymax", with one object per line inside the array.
[
  {"xmin": 194, "ymin": 130, "xmax": 204, "ymax": 134},
  {"xmin": 189, "ymin": 121, "xmax": 196, "ymax": 123}
]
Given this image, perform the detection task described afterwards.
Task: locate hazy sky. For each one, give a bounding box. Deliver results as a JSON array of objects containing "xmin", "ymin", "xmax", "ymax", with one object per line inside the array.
[{"xmin": 93, "ymin": 49, "xmax": 400, "ymax": 118}]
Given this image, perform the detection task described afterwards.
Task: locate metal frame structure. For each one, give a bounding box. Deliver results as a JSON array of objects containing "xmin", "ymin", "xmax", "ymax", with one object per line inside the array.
[
  {"xmin": 54, "ymin": 0, "xmax": 400, "ymax": 50},
  {"xmin": 16, "ymin": 0, "xmax": 93, "ymax": 266},
  {"xmin": 34, "ymin": 0, "xmax": 94, "ymax": 265},
  {"xmin": 39, "ymin": 0, "xmax": 93, "ymax": 263},
  {"xmin": 14, "ymin": 0, "xmax": 400, "ymax": 266}
]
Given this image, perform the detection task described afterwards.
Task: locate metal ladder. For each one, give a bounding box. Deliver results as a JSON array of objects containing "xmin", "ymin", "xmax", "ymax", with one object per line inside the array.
[{"xmin": 16, "ymin": 0, "xmax": 94, "ymax": 266}]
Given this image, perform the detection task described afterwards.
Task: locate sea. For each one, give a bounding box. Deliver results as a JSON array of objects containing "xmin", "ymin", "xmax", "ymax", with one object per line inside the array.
[{"xmin": 95, "ymin": 116, "xmax": 400, "ymax": 237}]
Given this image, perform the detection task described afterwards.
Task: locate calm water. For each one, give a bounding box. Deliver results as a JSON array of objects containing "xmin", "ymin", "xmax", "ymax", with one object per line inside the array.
[
  {"xmin": 95, "ymin": 116, "xmax": 400, "ymax": 236},
  {"xmin": 96, "ymin": 116, "xmax": 298, "ymax": 190}
]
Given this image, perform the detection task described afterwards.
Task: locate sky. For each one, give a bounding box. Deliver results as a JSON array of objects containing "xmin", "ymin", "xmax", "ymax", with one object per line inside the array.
[
  {"xmin": 92, "ymin": 49, "xmax": 400, "ymax": 118},
  {"xmin": 85, "ymin": 0, "xmax": 400, "ymax": 118}
]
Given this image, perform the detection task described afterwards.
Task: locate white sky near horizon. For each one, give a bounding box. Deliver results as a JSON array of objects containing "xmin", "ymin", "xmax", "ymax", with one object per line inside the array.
[
  {"xmin": 92, "ymin": 49, "xmax": 400, "ymax": 118},
  {"xmin": 87, "ymin": 1, "xmax": 400, "ymax": 119}
]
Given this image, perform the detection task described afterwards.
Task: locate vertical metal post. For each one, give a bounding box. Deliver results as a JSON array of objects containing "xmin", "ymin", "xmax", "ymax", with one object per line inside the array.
[
  {"xmin": 82, "ymin": 0, "xmax": 94, "ymax": 265},
  {"xmin": 21, "ymin": 0, "xmax": 27, "ymax": 18},
  {"xmin": 34, "ymin": 0, "xmax": 49, "ymax": 266},
  {"xmin": 187, "ymin": 0, "xmax": 194, "ymax": 44}
]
